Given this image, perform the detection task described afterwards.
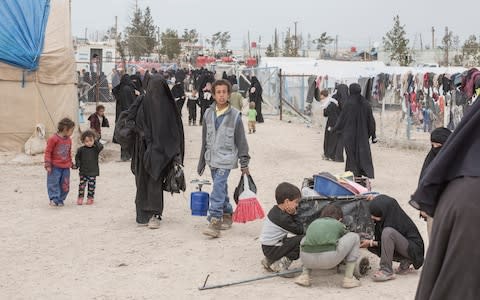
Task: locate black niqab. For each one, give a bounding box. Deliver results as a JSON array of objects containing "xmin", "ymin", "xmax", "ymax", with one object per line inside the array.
[
  {"xmin": 142, "ymin": 75, "xmax": 184, "ymax": 180},
  {"xmin": 249, "ymin": 76, "xmax": 264, "ymax": 122},
  {"xmin": 369, "ymin": 195, "xmax": 424, "ymax": 269},
  {"xmin": 332, "ymin": 83, "xmax": 349, "ymax": 110},
  {"xmin": 411, "ymin": 98, "xmax": 480, "ymax": 217},
  {"xmin": 334, "ymin": 83, "xmax": 376, "ymax": 178},
  {"xmin": 419, "ymin": 127, "xmax": 452, "ymax": 182}
]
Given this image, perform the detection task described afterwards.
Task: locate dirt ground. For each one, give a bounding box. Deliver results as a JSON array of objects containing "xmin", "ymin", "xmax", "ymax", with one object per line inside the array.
[{"xmin": 1, "ymin": 102, "xmax": 429, "ymax": 299}]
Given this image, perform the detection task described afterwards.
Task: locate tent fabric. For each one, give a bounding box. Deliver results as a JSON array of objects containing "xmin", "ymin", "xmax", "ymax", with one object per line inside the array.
[
  {"xmin": 0, "ymin": 0, "xmax": 77, "ymax": 152},
  {"xmin": 0, "ymin": 0, "xmax": 50, "ymax": 70},
  {"xmin": 0, "ymin": 0, "xmax": 76, "ymax": 84}
]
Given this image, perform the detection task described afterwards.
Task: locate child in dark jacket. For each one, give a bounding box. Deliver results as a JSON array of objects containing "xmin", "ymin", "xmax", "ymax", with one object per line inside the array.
[
  {"xmin": 88, "ymin": 105, "xmax": 109, "ymax": 139},
  {"xmin": 260, "ymin": 182, "xmax": 305, "ymax": 273},
  {"xmin": 74, "ymin": 130, "xmax": 103, "ymax": 205}
]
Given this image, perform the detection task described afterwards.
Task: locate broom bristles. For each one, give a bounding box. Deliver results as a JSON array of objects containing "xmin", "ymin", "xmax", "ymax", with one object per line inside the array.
[{"xmin": 233, "ymin": 197, "xmax": 265, "ymax": 223}]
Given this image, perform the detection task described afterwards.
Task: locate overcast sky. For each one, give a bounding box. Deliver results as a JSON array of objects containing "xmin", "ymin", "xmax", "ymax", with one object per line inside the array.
[{"xmin": 71, "ymin": 0, "xmax": 479, "ymax": 50}]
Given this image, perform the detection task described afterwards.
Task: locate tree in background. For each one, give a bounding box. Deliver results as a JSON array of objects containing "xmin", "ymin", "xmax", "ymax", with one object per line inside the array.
[
  {"xmin": 383, "ymin": 15, "xmax": 411, "ymax": 66},
  {"xmin": 283, "ymin": 29, "xmax": 297, "ymax": 57},
  {"xmin": 265, "ymin": 44, "xmax": 274, "ymax": 57},
  {"xmin": 182, "ymin": 28, "xmax": 199, "ymax": 53},
  {"xmin": 461, "ymin": 35, "xmax": 480, "ymax": 66},
  {"xmin": 219, "ymin": 32, "xmax": 231, "ymax": 49},
  {"xmin": 124, "ymin": 7, "xmax": 157, "ymax": 60},
  {"xmin": 160, "ymin": 28, "xmax": 181, "ymax": 60},
  {"xmin": 206, "ymin": 32, "xmax": 221, "ymax": 53},
  {"xmin": 142, "ymin": 7, "xmax": 156, "ymax": 55},
  {"xmin": 313, "ymin": 32, "xmax": 333, "ymax": 58}
]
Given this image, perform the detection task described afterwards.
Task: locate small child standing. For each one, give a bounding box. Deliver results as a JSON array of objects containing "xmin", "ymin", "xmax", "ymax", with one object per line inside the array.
[
  {"xmin": 247, "ymin": 101, "xmax": 257, "ymax": 134},
  {"xmin": 260, "ymin": 182, "xmax": 305, "ymax": 273},
  {"xmin": 88, "ymin": 105, "xmax": 109, "ymax": 139},
  {"xmin": 74, "ymin": 130, "xmax": 104, "ymax": 205},
  {"xmin": 44, "ymin": 118, "xmax": 75, "ymax": 207},
  {"xmin": 187, "ymin": 89, "xmax": 199, "ymax": 126}
]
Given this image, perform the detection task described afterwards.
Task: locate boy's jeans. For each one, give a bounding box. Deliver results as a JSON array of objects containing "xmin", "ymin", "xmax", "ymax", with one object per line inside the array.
[
  {"xmin": 208, "ymin": 167, "xmax": 233, "ymax": 221},
  {"xmin": 47, "ymin": 167, "xmax": 70, "ymax": 204}
]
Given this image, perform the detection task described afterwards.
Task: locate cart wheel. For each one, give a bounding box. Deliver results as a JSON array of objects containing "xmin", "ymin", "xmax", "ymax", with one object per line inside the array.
[{"xmin": 354, "ymin": 257, "xmax": 370, "ymax": 278}]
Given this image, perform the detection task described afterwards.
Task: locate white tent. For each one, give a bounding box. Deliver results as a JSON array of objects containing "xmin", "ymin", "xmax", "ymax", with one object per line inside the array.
[{"xmin": 0, "ymin": 0, "xmax": 77, "ymax": 152}]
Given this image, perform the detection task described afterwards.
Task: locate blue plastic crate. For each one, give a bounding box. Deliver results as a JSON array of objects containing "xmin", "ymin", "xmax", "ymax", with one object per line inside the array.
[{"xmin": 313, "ymin": 175, "xmax": 355, "ymax": 197}]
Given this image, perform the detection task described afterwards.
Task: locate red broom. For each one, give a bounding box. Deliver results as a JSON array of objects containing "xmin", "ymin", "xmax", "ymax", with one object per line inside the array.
[{"xmin": 233, "ymin": 174, "xmax": 265, "ymax": 223}]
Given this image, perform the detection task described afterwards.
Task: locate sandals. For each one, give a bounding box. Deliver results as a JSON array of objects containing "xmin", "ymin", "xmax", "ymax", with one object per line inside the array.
[
  {"xmin": 395, "ymin": 266, "xmax": 415, "ymax": 275},
  {"xmin": 372, "ymin": 270, "xmax": 395, "ymax": 282}
]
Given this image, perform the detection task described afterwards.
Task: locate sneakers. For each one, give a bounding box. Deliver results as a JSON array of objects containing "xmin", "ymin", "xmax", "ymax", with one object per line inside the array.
[
  {"xmin": 294, "ymin": 268, "xmax": 311, "ymax": 287},
  {"xmin": 342, "ymin": 276, "xmax": 361, "ymax": 288},
  {"xmin": 270, "ymin": 256, "xmax": 293, "ymax": 276},
  {"xmin": 77, "ymin": 197, "xmax": 84, "ymax": 205},
  {"xmin": 86, "ymin": 197, "xmax": 94, "ymax": 205},
  {"xmin": 261, "ymin": 257, "xmax": 273, "ymax": 272},
  {"xmin": 221, "ymin": 214, "xmax": 233, "ymax": 230},
  {"xmin": 147, "ymin": 214, "xmax": 161, "ymax": 229},
  {"xmin": 202, "ymin": 217, "xmax": 222, "ymax": 238}
]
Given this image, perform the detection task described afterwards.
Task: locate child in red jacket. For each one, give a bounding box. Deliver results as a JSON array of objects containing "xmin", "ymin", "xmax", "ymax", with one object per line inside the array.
[{"xmin": 44, "ymin": 118, "xmax": 75, "ymax": 207}]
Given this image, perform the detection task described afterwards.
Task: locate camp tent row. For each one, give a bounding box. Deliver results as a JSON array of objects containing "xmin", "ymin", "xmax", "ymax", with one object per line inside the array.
[{"xmin": 0, "ymin": 0, "xmax": 77, "ymax": 152}]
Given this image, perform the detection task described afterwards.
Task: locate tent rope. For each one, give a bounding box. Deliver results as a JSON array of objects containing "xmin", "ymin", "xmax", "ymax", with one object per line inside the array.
[{"xmin": 34, "ymin": 81, "xmax": 56, "ymax": 128}]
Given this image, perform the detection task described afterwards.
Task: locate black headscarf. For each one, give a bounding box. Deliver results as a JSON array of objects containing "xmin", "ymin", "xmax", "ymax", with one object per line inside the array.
[
  {"xmin": 411, "ymin": 98, "xmax": 480, "ymax": 217},
  {"xmin": 141, "ymin": 75, "xmax": 184, "ymax": 181},
  {"xmin": 419, "ymin": 127, "xmax": 452, "ymax": 181},
  {"xmin": 332, "ymin": 83, "xmax": 349, "ymax": 110},
  {"xmin": 369, "ymin": 195, "xmax": 424, "ymax": 269},
  {"xmin": 130, "ymin": 74, "xmax": 143, "ymax": 93}
]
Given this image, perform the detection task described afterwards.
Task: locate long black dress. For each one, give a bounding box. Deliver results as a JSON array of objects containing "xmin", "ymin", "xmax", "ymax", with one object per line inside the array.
[
  {"xmin": 131, "ymin": 75, "xmax": 184, "ymax": 224},
  {"xmin": 411, "ymin": 94, "xmax": 480, "ymax": 300},
  {"xmin": 249, "ymin": 76, "xmax": 264, "ymax": 123},
  {"xmin": 333, "ymin": 83, "xmax": 376, "ymax": 178},
  {"xmin": 323, "ymin": 100, "xmax": 343, "ymax": 161}
]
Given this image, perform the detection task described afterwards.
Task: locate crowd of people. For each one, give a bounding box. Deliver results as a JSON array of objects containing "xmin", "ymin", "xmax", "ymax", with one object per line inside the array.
[{"xmin": 43, "ymin": 66, "xmax": 480, "ymax": 299}]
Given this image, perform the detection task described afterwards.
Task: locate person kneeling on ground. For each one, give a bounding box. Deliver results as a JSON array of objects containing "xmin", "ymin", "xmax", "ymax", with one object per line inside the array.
[
  {"xmin": 295, "ymin": 204, "xmax": 361, "ymax": 288},
  {"xmin": 363, "ymin": 194, "xmax": 424, "ymax": 281},
  {"xmin": 260, "ymin": 182, "xmax": 304, "ymax": 274}
]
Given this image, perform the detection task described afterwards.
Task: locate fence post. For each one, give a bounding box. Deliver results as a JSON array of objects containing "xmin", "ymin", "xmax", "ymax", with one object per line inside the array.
[{"xmin": 279, "ymin": 69, "xmax": 283, "ymax": 121}]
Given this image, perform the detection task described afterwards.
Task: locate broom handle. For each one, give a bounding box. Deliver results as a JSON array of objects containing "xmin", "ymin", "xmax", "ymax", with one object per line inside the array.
[
  {"xmin": 198, "ymin": 268, "xmax": 302, "ymax": 290},
  {"xmin": 243, "ymin": 174, "xmax": 250, "ymax": 192}
]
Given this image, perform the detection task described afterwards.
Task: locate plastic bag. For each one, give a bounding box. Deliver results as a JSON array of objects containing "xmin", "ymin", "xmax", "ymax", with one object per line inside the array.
[
  {"xmin": 24, "ymin": 124, "xmax": 46, "ymax": 155},
  {"xmin": 233, "ymin": 174, "xmax": 257, "ymax": 204}
]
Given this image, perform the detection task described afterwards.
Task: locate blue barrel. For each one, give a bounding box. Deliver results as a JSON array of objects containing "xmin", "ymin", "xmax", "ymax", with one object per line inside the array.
[{"xmin": 190, "ymin": 191, "xmax": 209, "ymax": 216}]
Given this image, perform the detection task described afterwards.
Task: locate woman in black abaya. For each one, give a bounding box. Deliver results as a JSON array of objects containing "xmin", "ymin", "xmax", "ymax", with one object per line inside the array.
[
  {"xmin": 362, "ymin": 195, "xmax": 424, "ymax": 281},
  {"xmin": 410, "ymin": 95, "xmax": 480, "ymax": 300},
  {"xmin": 132, "ymin": 75, "xmax": 184, "ymax": 229},
  {"xmin": 333, "ymin": 83, "xmax": 376, "ymax": 179},
  {"xmin": 249, "ymin": 76, "xmax": 264, "ymax": 123}
]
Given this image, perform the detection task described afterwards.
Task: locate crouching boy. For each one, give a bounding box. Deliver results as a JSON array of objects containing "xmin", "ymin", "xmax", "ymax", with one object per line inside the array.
[
  {"xmin": 260, "ymin": 182, "xmax": 304, "ymax": 273},
  {"xmin": 295, "ymin": 204, "xmax": 361, "ymax": 288}
]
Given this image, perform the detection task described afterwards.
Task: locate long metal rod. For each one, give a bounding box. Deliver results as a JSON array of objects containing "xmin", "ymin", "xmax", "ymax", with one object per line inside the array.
[{"xmin": 198, "ymin": 268, "xmax": 302, "ymax": 291}]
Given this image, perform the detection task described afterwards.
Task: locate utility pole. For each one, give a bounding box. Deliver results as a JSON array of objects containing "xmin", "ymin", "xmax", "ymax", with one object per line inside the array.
[
  {"xmin": 445, "ymin": 26, "xmax": 449, "ymax": 66},
  {"xmin": 85, "ymin": 27, "xmax": 87, "ymax": 41},
  {"xmin": 431, "ymin": 26, "xmax": 435, "ymax": 49},
  {"xmin": 248, "ymin": 30, "xmax": 251, "ymax": 57},
  {"xmin": 420, "ymin": 34, "xmax": 423, "ymax": 51},
  {"xmin": 294, "ymin": 21, "xmax": 298, "ymax": 56},
  {"xmin": 335, "ymin": 35, "xmax": 338, "ymax": 58}
]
